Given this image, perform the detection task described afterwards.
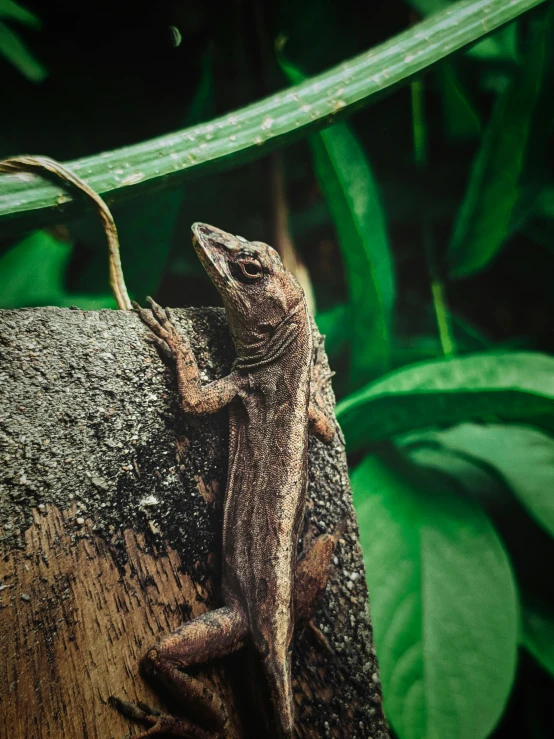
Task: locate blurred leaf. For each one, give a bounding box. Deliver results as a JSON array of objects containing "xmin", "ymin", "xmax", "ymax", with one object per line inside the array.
[
  {"xmin": 0, "ymin": 230, "xmax": 71, "ymax": 307},
  {"xmin": 407, "ymin": 424, "xmax": 554, "ymax": 539},
  {"xmin": 336, "ymin": 352, "xmax": 554, "ymax": 451},
  {"xmin": 522, "ymin": 219, "xmax": 554, "ymax": 255},
  {"xmin": 465, "ymin": 19, "xmax": 518, "ymax": 62},
  {"xmin": 447, "ymin": 6, "xmax": 554, "ymax": 277},
  {"xmin": 0, "ymin": 229, "xmax": 116, "ymax": 308},
  {"xmin": 402, "ymin": 438, "xmax": 505, "ymax": 504},
  {"xmin": 315, "ymin": 303, "xmax": 350, "ymax": 360},
  {"xmin": 533, "ymin": 186, "xmax": 554, "ymax": 219},
  {"xmin": 58, "ymin": 294, "xmax": 116, "ymax": 309},
  {"xmin": 0, "ymin": 0, "xmax": 40, "ymax": 26},
  {"xmin": 352, "ymin": 450, "xmax": 518, "ymax": 739},
  {"xmin": 281, "ymin": 59, "xmax": 395, "ymax": 387},
  {"xmin": 450, "ymin": 312, "xmax": 490, "ymax": 349},
  {"xmin": 406, "ymin": 0, "xmax": 519, "ymax": 62},
  {"xmin": 437, "ymin": 62, "xmax": 481, "ymax": 140},
  {"xmin": 0, "ymin": 19, "xmax": 46, "ymax": 82},
  {"xmin": 522, "ymin": 598, "xmax": 554, "ymax": 678}
]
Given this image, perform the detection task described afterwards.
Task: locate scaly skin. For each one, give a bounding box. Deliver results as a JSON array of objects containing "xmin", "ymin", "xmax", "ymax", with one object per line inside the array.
[{"xmin": 112, "ymin": 223, "xmax": 336, "ymax": 738}]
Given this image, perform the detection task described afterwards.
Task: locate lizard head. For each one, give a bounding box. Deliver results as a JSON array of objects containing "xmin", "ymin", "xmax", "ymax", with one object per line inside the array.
[{"xmin": 191, "ymin": 222, "xmax": 306, "ymax": 344}]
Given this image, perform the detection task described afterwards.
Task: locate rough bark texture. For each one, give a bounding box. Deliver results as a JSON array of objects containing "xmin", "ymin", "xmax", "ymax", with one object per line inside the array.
[{"xmin": 0, "ymin": 306, "xmax": 388, "ymax": 739}]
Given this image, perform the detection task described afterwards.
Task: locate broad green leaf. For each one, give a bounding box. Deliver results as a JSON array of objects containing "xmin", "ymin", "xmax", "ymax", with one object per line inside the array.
[
  {"xmin": 336, "ymin": 352, "xmax": 554, "ymax": 451},
  {"xmin": 522, "ymin": 597, "xmax": 554, "ymax": 678},
  {"xmin": 1, "ymin": 0, "xmax": 546, "ymax": 234},
  {"xmin": 0, "ymin": 20, "xmax": 46, "ymax": 82},
  {"xmin": 403, "ymin": 440, "xmax": 505, "ymax": 504},
  {"xmin": 281, "ymin": 60, "xmax": 394, "ymax": 386},
  {"xmin": 447, "ymin": 5, "xmax": 554, "ymax": 277},
  {"xmin": 406, "ymin": 0, "xmax": 519, "ymax": 62},
  {"xmin": 352, "ymin": 451, "xmax": 518, "ymax": 739},
  {"xmin": 409, "ymin": 424, "xmax": 554, "ymax": 539}
]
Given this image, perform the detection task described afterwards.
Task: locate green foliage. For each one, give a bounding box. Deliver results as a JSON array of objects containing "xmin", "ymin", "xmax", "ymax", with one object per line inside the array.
[
  {"xmin": 436, "ymin": 61, "xmax": 481, "ymax": 141},
  {"xmin": 406, "ymin": 0, "xmax": 520, "ymax": 62},
  {"xmin": 336, "ymin": 352, "xmax": 554, "ymax": 450},
  {"xmin": 0, "ymin": 0, "xmax": 546, "ymax": 232},
  {"xmin": 0, "ymin": 0, "xmax": 46, "ymax": 81},
  {"xmin": 0, "ymin": 229, "xmax": 116, "ymax": 308},
  {"xmin": 406, "ymin": 424, "xmax": 554, "ymax": 538},
  {"xmin": 522, "ymin": 598, "xmax": 554, "ymax": 678},
  {"xmin": 1, "ymin": 1, "xmax": 554, "ymax": 737},
  {"xmin": 447, "ymin": 4, "xmax": 554, "ymax": 277},
  {"xmin": 353, "ymin": 450, "xmax": 518, "ymax": 739},
  {"xmin": 281, "ymin": 59, "xmax": 395, "ymax": 386}
]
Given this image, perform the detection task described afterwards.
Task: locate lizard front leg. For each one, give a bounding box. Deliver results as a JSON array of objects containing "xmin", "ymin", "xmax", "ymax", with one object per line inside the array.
[
  {"xmin": 111, "ymin": 607, "xmax": 248, "ymax": 738},
  {"xmin": 307, "ymin": 336, "xmax": 337, "ymax": 443},
  {"xmin": 134, "ymin": 297, "xmax": 242, "ymax": 415}
]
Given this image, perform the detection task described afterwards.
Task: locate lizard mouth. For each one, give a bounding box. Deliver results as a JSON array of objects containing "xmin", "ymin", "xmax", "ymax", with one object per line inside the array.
[{"xmin": 191, "ymin": 222, "xmax": 245, "ymax": 287}]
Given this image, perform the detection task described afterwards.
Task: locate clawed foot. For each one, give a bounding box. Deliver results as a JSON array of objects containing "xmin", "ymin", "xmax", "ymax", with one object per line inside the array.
[
  {"xmin": 109, "ymin": 695, "xmax": 219, "ymax": 739},
  {"xmin": 132, "ymin": 297, "xmax": 187, "ymax": 361}
]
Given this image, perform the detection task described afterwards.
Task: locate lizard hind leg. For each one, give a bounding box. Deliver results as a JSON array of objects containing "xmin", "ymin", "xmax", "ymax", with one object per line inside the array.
[
  {"xmin": 294, "ymin": 523, "xmax": 345, "ymax": 624},
  {"xmin": 111, "ymin": 606, "xmax": 248, "ymax": 738}
]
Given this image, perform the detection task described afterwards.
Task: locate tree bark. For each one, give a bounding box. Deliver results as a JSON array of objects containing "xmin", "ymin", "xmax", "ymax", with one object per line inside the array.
[{"xmin": 0, "ymin": 306, "xmax": 388, "ymax": 739}]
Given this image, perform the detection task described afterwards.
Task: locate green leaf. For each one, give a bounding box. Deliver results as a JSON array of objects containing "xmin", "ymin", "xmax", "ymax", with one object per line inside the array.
[
  {"xmin": 0, "ymin": 20, "xmax": 46, "ymax": 82},
  {"xmin": 352, "ymin": 450, "xmax": 518, "ymax": 739},
  {"xmin": 465, "ymin": 20, "xmax": 518, "ymax": 62},
  {"xmin": 436, "ymin": 62, "xmax": 481, "ymax": 140},
  {"xmin": 406, "ymin": 0, "xmax": 519, "ymax": 62},
  {"xmin": 0, "ymin": 229, "xmax": 117, "ymax": 309},
  {"xmin": 0, "ymin": 0, "xmax": 547, "ymax": 234},
  {"xmin": 447, "ymin": 5, "xmax": 554, "ymax": 277},
  {"xmin": 315, "ymin": 303, "xmax": 350, "ymax": 360},
  {"xmin": 0, "ymin": 0, "xmax": 41, "ymax": 27},
  {"xmin": 533, "ymin": 186, "xmax": 554, "ymax": 219},
  {"xmin": 407, "ymin": 424, "xmax": 554, "ymax": 539},
  {"xmin": 0, "ymin": 230, "xmax": 71, "ymax": 307},
  {"xmin": 336, "ymin": 352, "xmax": 554, "ymax": 452},
  {"xmin": 403, "ymin": 438, "xmax": 505, "ymax": 503},
  {"xmin": 281, "ymin": 59, "xmax": 394, "ymax": 385},
  {"xmin": 522, "ymin": 597, "xmax": 554, "ymax": 678}
]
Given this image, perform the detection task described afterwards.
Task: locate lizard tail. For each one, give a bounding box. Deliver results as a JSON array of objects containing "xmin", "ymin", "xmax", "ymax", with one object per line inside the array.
[{"xmin": 264, "ymin": 656, "xmax": 295, "ymax": 738}]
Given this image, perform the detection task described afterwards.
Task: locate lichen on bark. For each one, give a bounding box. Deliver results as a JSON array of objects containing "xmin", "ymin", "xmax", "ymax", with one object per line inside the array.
[{"xmin": 0, "ymin": 306, "xmax": 388, "ymax": 739}]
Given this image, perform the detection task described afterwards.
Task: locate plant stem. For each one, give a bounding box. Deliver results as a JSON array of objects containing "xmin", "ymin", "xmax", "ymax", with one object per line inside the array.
[{"xmin": 411, "ymin": 76, "xmax": 455, "ymax": 357}]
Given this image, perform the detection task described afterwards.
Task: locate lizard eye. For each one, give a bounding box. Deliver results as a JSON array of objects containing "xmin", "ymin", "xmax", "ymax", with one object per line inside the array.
[{"xmin": 235, "ymin": 259, "xmax": 263, "ymax": 282}]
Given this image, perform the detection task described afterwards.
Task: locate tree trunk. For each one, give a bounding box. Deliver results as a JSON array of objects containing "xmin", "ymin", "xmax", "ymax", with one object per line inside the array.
[{"xmin": 0, "ymin": 306, "xmax": 388, "ymax": 739}]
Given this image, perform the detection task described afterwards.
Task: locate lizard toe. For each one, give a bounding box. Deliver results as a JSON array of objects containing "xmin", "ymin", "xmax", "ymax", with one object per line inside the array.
[{"xmin": 109, "ymin": 695, "xmax": 219, "ymax": 739}]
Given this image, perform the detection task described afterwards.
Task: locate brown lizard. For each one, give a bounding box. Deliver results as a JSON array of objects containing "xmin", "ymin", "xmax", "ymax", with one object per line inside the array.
[{"xmin": 112, "ymin": 223, "xmax": 340, "ymax": 738}]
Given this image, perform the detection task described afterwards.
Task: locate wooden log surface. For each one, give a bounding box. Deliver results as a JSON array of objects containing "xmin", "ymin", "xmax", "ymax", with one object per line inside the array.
[{"xmin": 0, "ymin": 306, "xmax": 388, "ymax": 739}]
